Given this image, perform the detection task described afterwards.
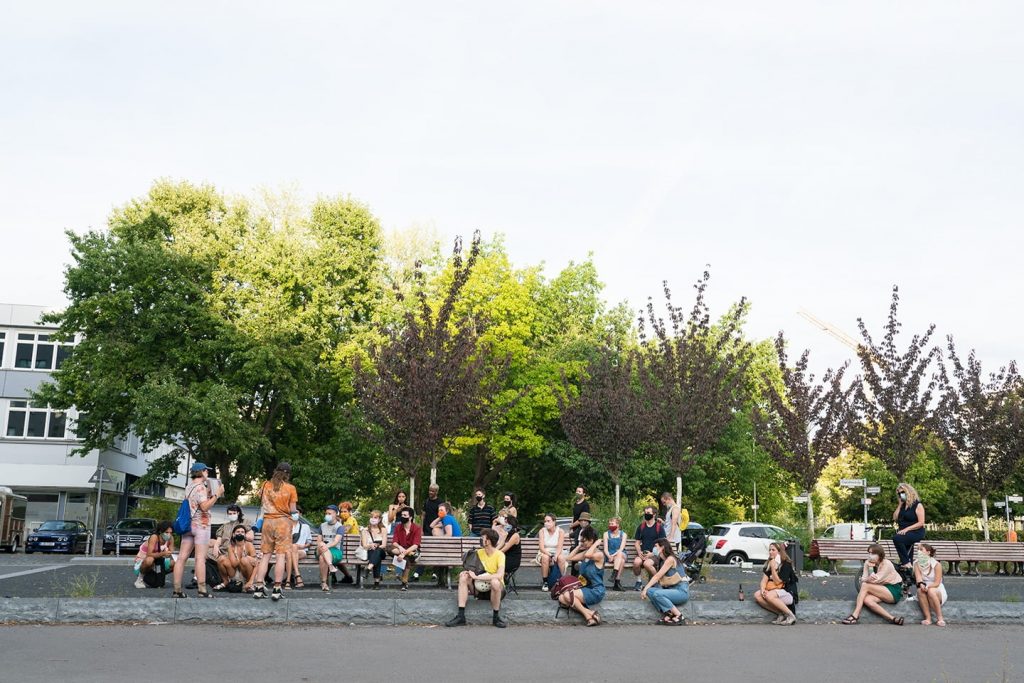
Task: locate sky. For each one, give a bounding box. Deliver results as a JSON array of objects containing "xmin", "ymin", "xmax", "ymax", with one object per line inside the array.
[{"xmin": 1, "ymin": 2, "xmax": 1021, "ymax": 377}]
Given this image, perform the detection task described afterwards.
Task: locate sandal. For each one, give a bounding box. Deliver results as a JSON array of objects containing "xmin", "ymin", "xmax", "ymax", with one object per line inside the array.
[
  {"xmin": 936, "ymin": 619, "xmax": 946, "ymax": 627},
  {"xmin": 921, "ymin": 619, "xmax": 932, "ymax": 626},
  {"xmin": 171, "ymin": 591, "xmax": 187, "ymax": 599},
  {"xmin": 243, "ymin": 586, "xmax": 255, "ymax": 594},
  {"xmin": 321, "ymin": 583, "xmax": 330, "ymax": 592},
  {"xmin": 294, "ymin": 579, "xmax": 305, "ymax": 590},
  {"xmin": 891, "ymin": 616, "xmax": 904, "ymax": 626},
  {"xmin": 840, "ymin": 615, "xmax": 859, "ymax": 625},
  {"xmin": 658, "ymin": 614, "xmax": 675, "ymax": 625},
  {"xmin": 196, "ymin": 590, "xmax": 213, "ymax": 598}
]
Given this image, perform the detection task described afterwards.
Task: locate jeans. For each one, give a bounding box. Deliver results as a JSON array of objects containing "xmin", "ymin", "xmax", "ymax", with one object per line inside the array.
[
  {"xmin": 366, "ymin": 548, "xmax": 386, "ymax": 579},
  {"xmin": 648, "ymin": 582, "xmax": 690, "ymax": 613},
  {"xmin": 892, "ymin": 529, "xmax": 925, "ymax": 565}
]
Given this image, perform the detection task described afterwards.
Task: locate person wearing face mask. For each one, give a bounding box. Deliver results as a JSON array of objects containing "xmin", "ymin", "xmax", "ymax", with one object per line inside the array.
[
  {"xmin": 220, "ymin": 524, "xmax": 258, "ymax": 591},
  {"xmin": 569, "ymin": 486, "xmax": 590, "ymax": 546},
  {"xmin": 209, "ymin": 504, "xmax": 245, "ymax": 566},
  {"xmin": 892, "ymin": 482, "xmax": 926, "ymax": 569},
  {"xmin": 134, "ymin": 521, "xmax": 175, "ymax": 589},
  {"xmin": 537, "ymin": 513, "xmax": 567, "ymax": 590},
  {"xmin": 285, "ymin": 504, "xmax": 311, "ymax": 590},
  {"xmin": 386, "ymin": 491, "xmax": 408, "ymax": 533},
  {"xmin": 632, "ymin": 506, "xmax": 665, "ymax": 590},
  {"xmin": 753, "ymin": 542, "xmax": 799, "ymax": 625},
  {"xmin": 361, "ymin": 510, "xmax": 388, "ymax": 589},
  {"xmin": 467, "ymin": 489, "xmax": 495, "ymax": 537},
  {"xmin": 603, "ymin": 516, "xmax": 628, "ymax": 591},
  {"xmin": 430, "ymin": 503, "xmax": 463, "ymax": 537},
  {"xmin": 842, "ymin": 543, "xmax": 905, "ymax": 625},
  {"xmin": 172, "ymin": 462, "xmax": 224, "ymax": 598},
  {"xmin": 914, "ymin": 543, "xmax": 947, "ymax": 626},
  {"xmin": 499, "ymin": 515, "xmax": 522, "ymax": 584},
  {"xmin": 390, "ymin": 506, "xmax": 422, "ymax": 591},
  {"xmin": 499, "ymin": 493, "xmax": 517, "ymax": 519},
  {"xmin": 251, "ymin": 462, "xmax": 299, "ymax": 601},
  {"xmin": 333, "ymin": 501, "xmax": 359, "ymax": 585},
  {"xmin": 317, "ymin": 505, "xmax": 344, "ymax": 592}
]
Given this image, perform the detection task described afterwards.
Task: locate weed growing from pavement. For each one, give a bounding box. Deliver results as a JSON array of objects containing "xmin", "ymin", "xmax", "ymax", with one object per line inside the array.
[
  {"xmin": 65, "ymin": 572, "xmax": 99, "ymax": 598},
  {"xmin": 1000, "ymin": 593, "xmax": 1021, "ymax": 603}
]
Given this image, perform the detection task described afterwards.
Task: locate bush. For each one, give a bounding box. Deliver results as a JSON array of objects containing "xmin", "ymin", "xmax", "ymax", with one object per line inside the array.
[{"xmin": 130, "ymin": 498, "xmax": 180, "ymax": 523}]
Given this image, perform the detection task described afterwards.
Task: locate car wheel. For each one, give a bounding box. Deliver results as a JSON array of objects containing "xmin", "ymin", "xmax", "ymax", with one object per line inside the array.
[{"xmin": 725, "ymin": 552, "xmax": 747, "ymax": 565}]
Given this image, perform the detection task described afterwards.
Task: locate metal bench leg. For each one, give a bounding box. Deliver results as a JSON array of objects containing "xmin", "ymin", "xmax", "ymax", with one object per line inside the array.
[{"xmin": 967, "ymin": 561, "xmax": 979, "ymax": 577}]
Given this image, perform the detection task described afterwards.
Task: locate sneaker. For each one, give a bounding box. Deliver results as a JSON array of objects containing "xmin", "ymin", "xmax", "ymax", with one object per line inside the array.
[
  {"xmin": 612, "ymin": 581, "xmax": 624, "ymax": 592},
  {"xmin": 493, "ymin": 614, "xmax": 507, "ymax": 628},
  {"xmin": 253, "ymin": 587, "xmax": 266, "ymax": 599},
  {"xmin": 445, "ymin": 614, "xmax": 467, "ymax": 627},
  {"xmin": 542, "ymin": 584, "xmax": 549, "ymax": 592},
  {"xmin": 134, "ymin": 576, "xmax": 146, "ymax": 589},
  {"xmin": 412, "ymin": 572, "xmax": 421, "ymax": 581},
  {"xmin": 771, "ymin": 614, "xmax": 786, "ymax": 624},
  {"xmin": 271, "ymin": 586, "xmax": 283, "ymax": 601},
  {"xmin": 340, "ymin": 575, "xmax": 354, "ymax": 584},
  {"xmin": 633, "ymin": 580, "xmax": 642, "ymax": 591},
  {"xmin": 400, "ymin": 582, "xmax": 408, "ymax": 592}
]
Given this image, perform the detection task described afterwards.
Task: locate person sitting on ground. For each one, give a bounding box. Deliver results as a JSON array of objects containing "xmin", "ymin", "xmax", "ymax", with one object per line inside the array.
[
  {"xmin": 499, "ymin": 492, "xmax": 518, "ymax": 519},
  {"xmin": 361, "ymin": 510, "xmax": 388, "ymax": 589},
  {"xmin": 286, "ymin": 504, "xmax": 311, "ymax": 590},
  {"xmin": 134, "ymin": 521, "xmax": 175, "ymax": 589},
  {"xmin": 560, "ymin": 526, "xmax": 606, "ymax": 626},
  {"xmin": 334, "ymin": 501, "xmax": 359, "ymax": 584},
  {"xmin": 445, "ymin": 528, "xmax": 507, "ymax": 628},
  {"xmin": 914, "ymin": 543, "xmax": 947, "ymax": 626},
  {"xmin": 641, "ymin": 538, "xmax": 690, "ymax": 625},
  {"xmin": 603, "ymin": 516, "xmax": 628, "ymax": 591},
  {"xmin": 753, "ymin": 542, "xmax": 799, "ymax": 625},
  {"xmin": 429, "ymin": 503, "xmax": 462, "ymax": 537},
  {"xmin": 317, "ymin": 504, "xmax": 344, "ymax": 592},
  {"xmin": 500, "ymin": 515, "xmax": 522, "ymax": 585},
  {"xmin": 842, "ymin": 543, "xmax": 905, "ymax": 625},
  {"xmin": 390, "ymin": 507, "xmax": 422, "ymax": 591},
  {"xmin": 207, "ymin": 503, "xmax": 245, "ymax": 586},
  {"xmin": 632, "ymin": 506, "xmax": 665, "ymax": 590},
  {"xmin": 219, "ymin": 524, "xmax": 258, "ymax": 591},
  {"xmin": 538, "ymin": 513, "xmax": 567, "ymax": 591}
]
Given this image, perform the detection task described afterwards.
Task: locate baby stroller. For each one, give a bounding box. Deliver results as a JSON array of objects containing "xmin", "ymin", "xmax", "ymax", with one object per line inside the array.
[{"xmin": 678, "ymin": 525, "xmax": 708, "ymax": 584}]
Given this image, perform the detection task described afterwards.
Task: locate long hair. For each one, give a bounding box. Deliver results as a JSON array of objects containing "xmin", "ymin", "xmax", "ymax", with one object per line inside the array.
[
  {"xmin": 392, "ymin": 491, "xmax": 408, "ymax": 506},
  {"xmin": 368, "ymin": 510, "xmax": 386, "ymax": 532},
  {"xmin": 868, "ymin": 543, "xmax": 886, "ymax": 560},
  {"xmin": 898, "ymin": 482, "xmax": 920, "ymax": 506},
  {"xmin": 765, "ymin": 541, "xmax": 791, "ymax": 571},
  {"xmin": 270, "ymin": 463, "xmax": 290, "ymax": 492}
]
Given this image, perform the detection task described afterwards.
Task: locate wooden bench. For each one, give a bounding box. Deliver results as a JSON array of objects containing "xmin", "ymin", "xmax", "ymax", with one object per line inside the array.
[
  {"xmin": 952, "ymin": 541, "xmax": 1024, "ymax": 576},
  {"xmin": 815, "ymin": 539, "xmax": 1024, "ymax": 576}
]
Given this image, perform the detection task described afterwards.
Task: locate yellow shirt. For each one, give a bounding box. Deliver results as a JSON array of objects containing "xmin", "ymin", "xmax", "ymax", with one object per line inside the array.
[
  {"xmin": 477, "ymin": 548, "xmax": 505, "ymax": 583},
  {"xmin": 340, "ymin": 515, "xmax": 360, "ymax": 535}
]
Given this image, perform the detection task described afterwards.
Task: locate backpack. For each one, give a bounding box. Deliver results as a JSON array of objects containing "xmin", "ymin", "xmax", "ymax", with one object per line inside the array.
[
  {"xmin": 551, "ymin": 575, "xmax": 582, "ymax": 600},
  {"xmin": 171, "ymin": 497, "xmax": 192, "ymax": 536}
]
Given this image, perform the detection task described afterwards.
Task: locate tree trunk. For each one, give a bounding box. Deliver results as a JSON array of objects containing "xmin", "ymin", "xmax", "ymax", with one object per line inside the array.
[
  {"xmin": 982, "ymin": 496, "xmax": 990, "ymax": 542},
  {"xmin": 430, "ymin": 457, "xmax": 437, "ymax": 488},
  {"xmin": 409, "ymin": 475, "xmax": 416, "ymax": 511},
  {"xmin": 615, "ymin": 482, "xmax": 621, "ymax": 518},
  {"xmin": 676, "ymin": 476, "xmax": 682, "ymax": 509},
  {"xmin": 807, "ymin": 495, "xmax": 815, "ymax": 543}
]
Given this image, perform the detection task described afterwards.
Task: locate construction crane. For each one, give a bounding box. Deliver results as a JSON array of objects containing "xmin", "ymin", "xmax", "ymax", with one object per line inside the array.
[{"xmin": 796, "ymin": 309, "xmax": 863, "ymax": 354}]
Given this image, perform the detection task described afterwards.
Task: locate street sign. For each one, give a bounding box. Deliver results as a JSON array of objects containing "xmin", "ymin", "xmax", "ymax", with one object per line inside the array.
[
  {"xmin": 793, "ymin": 496, "xmax": 809, "ymax": 503},
  {"xmin": 1009, "ymin": 496, "xmax": 1023, "ymax": 503},
  {"xmin": 995, "ymin": 502, "xmax": 1007, "ymax": 508},
  {"xmin": 861, "ymin": 498, "xmax": 872, "ymax": 505},
  {"xmin": 750, "ymin": 504, "xmax": 760, "ymax": 510},
  {"xmin": 840, "ymin": 478, "xmax": 866, "ymax": 488},
  {"xmin": 866, "ymin": 486, "xmax": 881, "ymax": 494},
  {"xmin": 88, "ymin": 468, "xmax": 112, "ymax": 484}
]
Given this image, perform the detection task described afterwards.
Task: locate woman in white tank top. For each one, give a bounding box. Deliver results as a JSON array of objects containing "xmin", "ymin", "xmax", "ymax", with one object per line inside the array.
[
  {"xmin": 537, "ymin": 514, "xmax": 567, "ymax": 591},
  {"xmin": 914, "ymin": 543, "xmax": 947, "ymax": 626}
]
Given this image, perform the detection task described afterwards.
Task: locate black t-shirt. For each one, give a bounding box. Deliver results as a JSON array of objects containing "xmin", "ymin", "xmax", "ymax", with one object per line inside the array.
[
  {"xmin": 467, "ymin": 503, "xmax": 495, "ymax": 534},
  {"xmin": 634, "ymin": 521, "xmax": 666, "ymax": 552},
  {"xmin": 503, "ymin": 534, "xmax": 522, "ymax": 573},
  {"xmin": 422, "ymin": 497, "xmax": 442, "ymax": 530},
  {"xmin": 763, "ymin": 560, "xmax": 799, "ymax": 601},
  {"xmin": 572, "ymin": 499, "xmax": 590, "ymax": 522}
]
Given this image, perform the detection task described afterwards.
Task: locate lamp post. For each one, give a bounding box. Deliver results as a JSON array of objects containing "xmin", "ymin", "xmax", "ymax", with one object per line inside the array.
[{"xmin": 88, "ymin": 464, "xmax": 109, "ymax": 556}]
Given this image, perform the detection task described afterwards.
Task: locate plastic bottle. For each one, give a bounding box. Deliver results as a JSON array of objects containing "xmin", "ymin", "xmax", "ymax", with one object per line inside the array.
[
  {"xmin": 133, "ymin": 559, "xmax": 142, "ymax": 575},
  {"xmin": 738, "ymin": 583, "xmax": 745, "ymax": 601}
]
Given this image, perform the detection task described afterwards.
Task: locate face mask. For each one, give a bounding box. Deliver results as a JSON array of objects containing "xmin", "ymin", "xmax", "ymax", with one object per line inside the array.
[
  {"xmin": 324, "ymin": 514, "xmax": 335, "ymax": 523},
  {"xmin": 402, "ymin": 517, "xmax": 411, "ymax": 525},
  {"xmin": 340, "ymin": 512, "xmax": 350, "ymax": 520},
  {"xmin": 504, "ymin": 500, "xmax": 511, "ymax": 506},
  {"xmin": 899, "ymin": 492, "xmax": 907, "ymax": 501},
  {"xmin": 916, "ymin": 552, "xmax": 931, "ymax": 567},
  {"xmin": 608, "ymin": 525, "xmax": 619, "ymax": 532},
  {"xmin": 868, "ymin": 554, "xmax": 880, "ymax": 564},
  {"xmin": 476, "ymin": 495, "xmax": 483, "ymax": 502},
  {"xmin": 291, "ymin": 513, "xmax": 300, "ymax": 521},
  {"xmin": 370, "ymin": 517, "xmax": 380, "ymax": 526},
  {"xmin": 227, "ymin": 514, "xmax": 238, "ymax": 522},
  {"xmin": 160, "ymin": 532, "xmax": 171, "ymax": 541},
  {"xmin": 503, "ymin": 524, "xmax": 512, "ymax": 532},
  {"xmin": 644, "ymin": 513, "xmax": 654, "ymax": 521},
  {"xmin": 233, "ymin": 534, "xmax": 245, "ymax": 542}
]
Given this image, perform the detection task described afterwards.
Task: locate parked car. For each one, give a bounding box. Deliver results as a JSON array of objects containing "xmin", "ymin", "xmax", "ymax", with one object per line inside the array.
[
  {"xmin": 706, "ymin": 522, "xmax": 797, "ymax": 565},
  {"xmin": 524, "ymin": 516, "xmax": 574, "ymax": 538},
  {"xmin": 102, "ymin": 518, "xmax": 157, "ymax": 555},
  {"xmin": 25, "ymin": 520, "xmax": 91, "ymax": 554}
]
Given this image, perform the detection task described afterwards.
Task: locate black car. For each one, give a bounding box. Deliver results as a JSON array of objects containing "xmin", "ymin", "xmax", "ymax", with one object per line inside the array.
[
  {"xmin": 25, "ymin": 520, "xmax": 91, "ymax": 554},
  {"xmin": 102, "ymin": 518, "xmax": 157, "ymax": 555}
]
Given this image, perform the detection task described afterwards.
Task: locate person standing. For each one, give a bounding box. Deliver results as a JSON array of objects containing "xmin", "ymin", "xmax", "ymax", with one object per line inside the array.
[
  {"xmin": 386, "ymin": 491, "xmax": 408, "ymax": 532},
  {"xmin": 467, "ymin": 489, "xmax": 495, "ymax": 537},
  {"xmin": 660, "ymin": 492, "xmax": 682, "ymax": 550},
  {"xmin": 172, "ymin": 462, "xmax": 223, "ymax": 598},
  {"xmin": 499, "ymin": 493, "xmax": 518, "ymax": 519},
  {"xmin": 445, "ymin": 528, "xmax": 507, "ymax": 628},
  {"xmin": 569, "ymin": 486, "xmax": 590, "ymax": 546},
  {"xmin": 390, "ymin": 507, "xmax": 422, "ymax": 591},
  {"xmin": 892, "ymin": 483, "xmax": 926, "ymax": 569},
  {"xmin": 252, "ymin": 462, "xmax": 299, "ymax": 601},
  {"xmin": 632, "ymin": 506, "xmax": 665, "ymax": 590}
]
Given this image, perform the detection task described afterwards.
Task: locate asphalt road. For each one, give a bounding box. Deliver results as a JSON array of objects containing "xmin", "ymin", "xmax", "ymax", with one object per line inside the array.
[
  {"xmin": 0, "ymin": 623, "xmax": 1020, "ymax": 682},
  {"xmin": 4, "ymin": 554, "xmax": 1024, "ymax": 602}
]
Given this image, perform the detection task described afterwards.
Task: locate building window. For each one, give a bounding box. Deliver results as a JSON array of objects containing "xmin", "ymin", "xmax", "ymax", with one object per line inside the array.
[
  {"xmin": 5, "ymin": 401, "xmax": 74, "ymax": 439},
  {"xmin": 12, "ymin": 332, "xmax": 74, "ymax": 370}
]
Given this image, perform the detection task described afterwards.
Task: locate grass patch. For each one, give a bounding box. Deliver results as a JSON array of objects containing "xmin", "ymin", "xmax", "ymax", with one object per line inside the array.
[
  {"xmin": 1000, "ymin": 593, "xmax": 1021, "ymax": 603},
  {"xmin": 56, "ymin": 571, "xmax": 100, "ymax": 598}
]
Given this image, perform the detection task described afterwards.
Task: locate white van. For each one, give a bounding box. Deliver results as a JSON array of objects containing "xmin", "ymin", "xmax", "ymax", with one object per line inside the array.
[{"xmin": 821, "ymin": 523, "xmax": 874, "ymax": 541}]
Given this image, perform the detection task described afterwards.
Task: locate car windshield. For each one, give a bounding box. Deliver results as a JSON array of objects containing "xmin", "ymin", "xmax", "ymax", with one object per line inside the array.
[
  {"xmin": 766, "ymin": 527, "xmax": 791, "ymax": 541},
  {"xmin": 38, "ymin": 521, "xmax": 78, "ymax": 531},
  {"xmin": 114, "ymin": 519, "xmax": 153, "ymax": 530}
]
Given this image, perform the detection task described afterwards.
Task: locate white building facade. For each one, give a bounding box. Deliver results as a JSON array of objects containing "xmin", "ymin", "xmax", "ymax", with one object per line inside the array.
[{"xmin": 0, "ymin": 303, "xmax": 186, "ymax": 532}]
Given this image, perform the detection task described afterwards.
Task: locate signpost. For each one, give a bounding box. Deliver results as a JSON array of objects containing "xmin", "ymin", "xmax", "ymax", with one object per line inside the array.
[
  {"xmin": 840, "ymin": 478, "xmax": 875, "ymax": 526},
  {"xmin": 88, "ymin": 465, "xmax": 111, "ymax": 556},
  {"xmin": 994, "ymin": 494, "xmax": 1023, "ymax": 532}
]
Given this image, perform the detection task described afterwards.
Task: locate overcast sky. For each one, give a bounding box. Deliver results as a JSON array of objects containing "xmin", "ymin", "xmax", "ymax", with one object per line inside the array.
[{"xmin": 1, "ymin": 2, "xmax": 1021, "ymax": 376}]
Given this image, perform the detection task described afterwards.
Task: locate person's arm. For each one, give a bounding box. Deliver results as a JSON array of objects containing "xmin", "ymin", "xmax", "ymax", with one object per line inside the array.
[
  {"xmin": 913, "ymin": 562, "xmax": 925, "ymax": 591},
  {"xmin": 893, "ymin": 503, "xmax": 901, "ymax": 523},
  {"xmin": 862, "ymin": 560, "xmax": 875, "ymax": 582},
  {"xmin": 197, "ymin": 484, "xmax": 222, "ymax": 512},
  {"xmin": 585, "ymin": 539, "xmax": 604, "ymax": 563},
  {"xmin": 758, "ymin": 570, "xmax": 769, "ymax": 596},
  {"xmin": 443, "ymin": 521, "xmax": 453, "ymax": 538},
  {"xmin": 931, "ymin": 561, "xmax": 943, "ymax": 588},
  {"xmin": 288, "ymin": 488, "xmax": 298, "ymax": 515},
  {"xmin": 634, "ymin": 527, "xmax": 643, "ymax": 557},
  {"xmin": 556, "ymin": 529, "xmax": 566, "ymax": 553},
  {"xmin": 642, "ymin": 556, "xmax": 674, "ymax": 596}
]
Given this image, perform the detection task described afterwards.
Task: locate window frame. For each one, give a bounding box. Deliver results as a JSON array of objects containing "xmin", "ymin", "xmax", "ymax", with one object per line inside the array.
[
  {"xmin": 3, "ymin": 400, "xmax": 77, "ymax": 441},
  {"xmin": 7, "ymin": 331, "xmax": 75, "ymax": 371}
]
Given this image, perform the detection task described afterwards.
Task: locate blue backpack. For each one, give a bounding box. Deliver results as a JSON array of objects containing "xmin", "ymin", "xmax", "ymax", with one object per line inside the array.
[{"xmin": 172, "ymin": 497, "xmax": 192, "ymax": 535}]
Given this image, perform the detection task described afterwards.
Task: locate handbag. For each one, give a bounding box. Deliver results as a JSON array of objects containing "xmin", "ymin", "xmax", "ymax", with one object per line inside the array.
[
  {"xmin": 354, "ymin": 532, "xmax": 369, "ymax": 562},
  {"xmin": 764, "ymin": 579, "xmax": 784, "ymax": 592},
  {"xmin": 551, "ymin": 575, "xmax": 582, "ymax": 600}
]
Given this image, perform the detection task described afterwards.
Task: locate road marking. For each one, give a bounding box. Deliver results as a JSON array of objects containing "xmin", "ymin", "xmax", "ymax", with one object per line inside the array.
[{"xmin": 0, "ymin": 565, "xmax": 66, "ymax": 581}]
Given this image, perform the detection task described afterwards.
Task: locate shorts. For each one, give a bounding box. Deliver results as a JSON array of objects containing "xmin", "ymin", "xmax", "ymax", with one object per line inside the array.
[
  {"xmin": 188, "ymin": 523, "xmax": 211, "ymax": 545},
  {"xmin": 925, "ymin": 584, "xmax": 948, "ymax": 605},
  {"xmin": 885, "ymin": 583, "xmax": 902, "ymax": 603},
  {"xmin": 581, "ymin": 585, "xmax": 605, "ymax": 607},
  {"xmin": 328, "ymin": 547, "xmax": 343, "ymax": 564},
  {"xmin": 773, "ymin": 589, "xmax": 793, "ymax": 606},
  {"xmin": 260, "ymin": 518, "xmax": 292, "ymax": 555}
]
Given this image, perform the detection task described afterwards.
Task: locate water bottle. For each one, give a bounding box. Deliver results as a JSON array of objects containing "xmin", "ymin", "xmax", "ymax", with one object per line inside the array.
[{"xmin": 133, "ymin": 559, "xmax": 142, "ymax": 575}]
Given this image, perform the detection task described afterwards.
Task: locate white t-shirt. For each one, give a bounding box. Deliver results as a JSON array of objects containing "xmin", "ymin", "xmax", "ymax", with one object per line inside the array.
[{"xmin": 292, "ymin": 522, "xmax": 312, "ymax": 546}]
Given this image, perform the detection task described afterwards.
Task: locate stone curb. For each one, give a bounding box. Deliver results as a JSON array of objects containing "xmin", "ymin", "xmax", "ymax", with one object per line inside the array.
[{"xmin": 2, "ymin": 598, "xmax": 1023, "ymax": 626}]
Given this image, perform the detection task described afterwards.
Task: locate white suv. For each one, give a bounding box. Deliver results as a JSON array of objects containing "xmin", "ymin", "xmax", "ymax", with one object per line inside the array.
[{"xmin": 707, "ymin": 522, "xmax": 796, "ymax": 565}]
